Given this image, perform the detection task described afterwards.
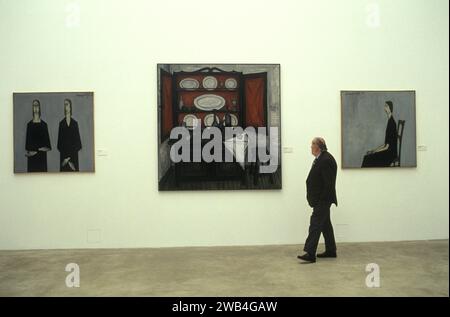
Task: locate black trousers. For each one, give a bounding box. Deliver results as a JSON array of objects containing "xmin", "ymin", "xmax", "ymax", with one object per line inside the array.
[{"xmin": 303, "ymin": 203, "xmax": 336, "ymax": 256}]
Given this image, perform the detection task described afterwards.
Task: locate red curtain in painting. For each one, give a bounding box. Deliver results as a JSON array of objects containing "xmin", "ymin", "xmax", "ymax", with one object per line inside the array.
[
  {"xmin": 244, "ymin": 73, "xmax": 266, "ymax": 127},
  {"xmin": 161, "ymin": 71, "xmax": 173, "ymax": 140}
]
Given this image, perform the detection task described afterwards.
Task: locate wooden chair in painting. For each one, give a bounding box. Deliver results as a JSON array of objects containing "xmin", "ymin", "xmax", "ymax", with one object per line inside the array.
[{"xmin": 391, "ymin": 120, "xmax": 405, "ymax": 167}]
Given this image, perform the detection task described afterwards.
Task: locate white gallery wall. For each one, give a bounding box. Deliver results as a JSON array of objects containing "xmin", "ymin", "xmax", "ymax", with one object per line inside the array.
[{"xmin": 0, "ymin": 0, "xmax": 448, "ymax": 250}]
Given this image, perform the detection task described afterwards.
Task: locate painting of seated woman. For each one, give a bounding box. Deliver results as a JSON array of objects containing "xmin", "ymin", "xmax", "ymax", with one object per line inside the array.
[{"xmin": 341, "ymin": 91, "xmax": 416, "ymax": 169}]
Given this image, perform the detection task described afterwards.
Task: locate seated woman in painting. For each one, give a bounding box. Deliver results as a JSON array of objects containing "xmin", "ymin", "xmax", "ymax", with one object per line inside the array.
[
  {"xmin": 25, "ymin": 99, "xmax": 51, "ymax": 172},
  {"xmin": 361, "ymin": 101, "xmax": 398, "ymax": 167},
  {"xmin": 57, "ymin": 99, "xmax": 82, "ymax": 172}
]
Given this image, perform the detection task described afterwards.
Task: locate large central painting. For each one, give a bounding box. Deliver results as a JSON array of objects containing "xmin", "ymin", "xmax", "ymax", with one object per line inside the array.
[{"xmin": 157, "ymin": 64, "xmax": 281, "ymax": 191}]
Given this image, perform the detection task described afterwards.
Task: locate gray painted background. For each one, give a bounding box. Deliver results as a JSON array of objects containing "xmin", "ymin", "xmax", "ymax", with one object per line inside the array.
[
  {"xmin": 341, "ymin": 91, "xmax": 416, "ymax": 168},
  {"xmin": 13, "ymin": 92, "xmax": 95, "ymax": 173}
]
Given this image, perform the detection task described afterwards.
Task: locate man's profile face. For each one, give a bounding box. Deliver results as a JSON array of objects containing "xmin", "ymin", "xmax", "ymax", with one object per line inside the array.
[{"xmin": 311, "ymin": 139, "xmax": 320, "ymax": 156}]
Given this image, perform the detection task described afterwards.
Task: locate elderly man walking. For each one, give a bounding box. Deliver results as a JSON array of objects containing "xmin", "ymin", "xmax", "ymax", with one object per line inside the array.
[{"xmin": 298, "ymin": 137, "xmax": 338, "ymax": 263}]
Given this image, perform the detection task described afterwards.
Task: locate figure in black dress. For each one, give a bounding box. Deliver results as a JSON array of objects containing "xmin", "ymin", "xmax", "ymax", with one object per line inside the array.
[
  {"xmin": 57, "ymin": 99, "xmax": 82, "ymax": 172},
  {"xmin": 362, "ymin": 101, "xmax": 398, "ymax": 167},
  {"xmin": 25, "ymin": 100, "xmax": 51, "ymax": 172}
]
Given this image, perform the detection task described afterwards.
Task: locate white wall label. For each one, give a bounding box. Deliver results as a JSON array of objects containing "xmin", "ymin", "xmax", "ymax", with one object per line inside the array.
[
  {"xmin": 97, "ymin": 149, "xmax": 109, "ymax": 157},
  {"xmin": 418, "ymin": 145, "xmax": 427, "ymax": 151},
  {"xmin": 283, "ymin": 147, "xmax": 293, "ymax": 154}
]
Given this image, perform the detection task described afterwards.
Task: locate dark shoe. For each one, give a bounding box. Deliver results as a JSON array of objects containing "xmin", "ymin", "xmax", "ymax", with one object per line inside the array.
[
  {"xmin": 317, "ymin": 251, "xmax": 337, "ymax": 258},
  {"xmin": 297, "ymin": 253, "xmax": 316, "ymax": 263}
]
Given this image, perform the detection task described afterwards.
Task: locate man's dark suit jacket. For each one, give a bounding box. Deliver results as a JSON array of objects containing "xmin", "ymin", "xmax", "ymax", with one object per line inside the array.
[{"xmin": 306, "ymin": 151, "xmax": 338, "ymax": 208}]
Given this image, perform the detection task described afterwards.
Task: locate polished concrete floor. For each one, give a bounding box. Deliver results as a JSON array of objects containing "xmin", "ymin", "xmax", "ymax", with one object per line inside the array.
[{"xmin": 0, "ymin": 240, "xmax": 448, "ymax": 297}]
